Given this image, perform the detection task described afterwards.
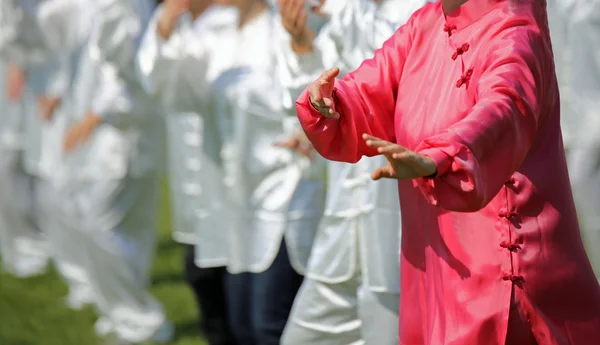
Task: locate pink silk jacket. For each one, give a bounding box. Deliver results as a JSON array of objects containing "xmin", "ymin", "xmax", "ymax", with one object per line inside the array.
[{"xmin": 295, "ymin": 0, "xmax": 600, "ymax": 344}]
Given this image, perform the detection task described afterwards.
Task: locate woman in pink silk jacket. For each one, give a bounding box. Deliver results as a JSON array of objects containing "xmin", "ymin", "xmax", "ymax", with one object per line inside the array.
[{"xmin": 295, "ymin": 0, "xmax": 600, "ymax": 344}]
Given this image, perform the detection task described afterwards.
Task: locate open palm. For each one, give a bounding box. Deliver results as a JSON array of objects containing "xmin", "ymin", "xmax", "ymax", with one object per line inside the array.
[{"xmin": 363, "ymin": 134, "xmax": 437, "ymax": 180}]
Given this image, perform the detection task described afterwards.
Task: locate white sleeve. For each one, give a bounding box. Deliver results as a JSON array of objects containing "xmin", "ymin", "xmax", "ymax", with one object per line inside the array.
[
  {"xmin": 91, "ymin": 61, "xmax": 146, "ymax": 129},
  {"xmin": 566, "ymin": 0, "xmax": 600, "ymax": 147},
  {"xmin": 0, "ymin": 1, "xmax": 49, "ymax": 67},
  {"xmin": 87, "ymin": 0, "xmax": 156, "ymax": 129},
  {"xmin": 322, "ymin": 0, "xmax": 396, "ymax": 68},
  {"xmin": 35, "ymin": 0, "xmax": 95, "ymax": 54},
  {"xmin": 30, "ymin": 53, "xmax": 70, "ymax": 97}
]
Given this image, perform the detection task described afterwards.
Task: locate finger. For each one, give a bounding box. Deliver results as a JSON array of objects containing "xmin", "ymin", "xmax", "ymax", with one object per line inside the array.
[
  {"xmin": 281, "ymin": 0, "xmax": 294, "ymax": 18},
  {"xmin": 290, "ymin": 0, "xmax": 303, "ymax": 24},
  {"xmin": 320, "ymin": 67, "xmax": 340, "ymax": 82},
  {"xmin": 296, "ymin": 10, "xmax": 308, "ymax": 31},
  {"xmin": 364, "ymin": 137, "xmax": 392, "ymax": 149},
  {"xmin": 322, "ymin": 111, "xmax": 340, "ymax": 119},
  {"xmin": 391, "ymin": 151, "xmax": 413, "ymax": 161},
  {"xmin": 322, "ymin": 96, "xmax": 334, "ymax": 108},
  {"xmin": 322, "ymin": 98, "xmax": 339, "ymax": 119},
  {"xmin": 377, "ymin": 144, "xmax": 406, "ymax": 154},
  {"xmin": 308, "ymin": 82, "xmax": 323, "ymax": 103},
  {"xmin": 362, "ymin": 133, "xmax": 385, "ymax": 141},
  {"xmin": 371, "ymin": 166, "xmax": 395, "ymax": 181}
]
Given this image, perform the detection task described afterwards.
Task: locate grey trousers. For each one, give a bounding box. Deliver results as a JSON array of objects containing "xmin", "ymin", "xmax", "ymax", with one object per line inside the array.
[{"xmin": 0, "ymin": 149, "xmax": 47, "ymax": 277}]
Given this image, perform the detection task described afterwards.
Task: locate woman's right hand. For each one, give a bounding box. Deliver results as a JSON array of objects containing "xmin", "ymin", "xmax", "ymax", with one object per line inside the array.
[
  {"xmin": 308, "ymin": 67, "xmax": 340, "ymax": 118},
  {"xmin": 158, "ymin": 0, "xmax": 190, "ymax": 39}
]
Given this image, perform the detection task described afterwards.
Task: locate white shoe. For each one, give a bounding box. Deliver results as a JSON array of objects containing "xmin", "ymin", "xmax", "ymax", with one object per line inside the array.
[
  {"xmin": 150, "ymin": 321, "xmax": 174, "ymax": 344},
  {"xmin": 95, "ymin": 316, "xmax": 115, "ymax": 337},
  {"xmin": 102, "ymin": 320, "xmax": 174, "ymax": 344},
  {"xmin": 64, "ymin": 287, "xmax": 94, "ymax": 310},
  {"xmin": 10, "ymin": 258, "xmax": 48, "ymax": 278}
]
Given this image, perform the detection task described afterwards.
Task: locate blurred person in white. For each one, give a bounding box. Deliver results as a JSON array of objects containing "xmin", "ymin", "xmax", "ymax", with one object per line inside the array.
[
  {"xmin": 0, "ymin": 0, "xmax": 67, "ymax": 278},
  {"xmin": 140, "ymin": 1, "xmax": 239, "ymax": 344},
  {"xmin": 58, "ymin": 0, "xmax": 172, "ymax": 343},
  {"xmin": 547, "ymin": 0, "xmax": 600, "ymax": 282},
  {"xmin": 137, "ymin": 0, "xmax": 327, "ymax": 343},
  {"xmin": 12, "ymin": 0, "xmax": 103, "ymax": 311},
  {"xmin": 276, "ymin": 0, "xmax": 429, "ymax": 343}
]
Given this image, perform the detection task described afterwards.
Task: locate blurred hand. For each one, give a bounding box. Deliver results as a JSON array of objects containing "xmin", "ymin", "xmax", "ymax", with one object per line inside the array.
[
  {"xmin": 278, "ymin": 0, "xmax": 315, "ymax": 54},
  {"xmin": 273, "ymin": 131, "xmax": 315, "ymax": 159},
  {"xmin": 37, "ymin": 96, "xmax": 61, "ymax": 122},
  {"xmin": 6, "ymin": 64, "xmax": 25, "ymax": 102},
  {"xmin": 63, "ymin": 112, "xmax": 102, "ymax": 152},
  {"xmin": 363, "ymin": 134, "xmax": 437, "ymax": 180},
  {"xmin": 308, "ymin": 67, "xmax": 340, "ymax": 118},
  {"xmin": 158, "ymin": 0, "xmax": 190, "ymax": 39},
  {"xmin": 189, "ymin": 0, "xmax": 213, "ymax": 18}
]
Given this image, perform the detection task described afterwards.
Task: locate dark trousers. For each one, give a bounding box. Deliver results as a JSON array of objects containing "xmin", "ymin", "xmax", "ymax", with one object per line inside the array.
[
  {"xmin": 183, "ymin": 244, "xmax": 237, "ymax": 345},
  {"xmin": 225, "ymin": 240, "xmax": 304, "ymax": 345}
]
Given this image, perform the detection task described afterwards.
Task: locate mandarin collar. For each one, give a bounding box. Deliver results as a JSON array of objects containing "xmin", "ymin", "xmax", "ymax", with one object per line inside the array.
[{"xmin": 443, "ymin": 0, "xmax": 507, "ymax": 31}]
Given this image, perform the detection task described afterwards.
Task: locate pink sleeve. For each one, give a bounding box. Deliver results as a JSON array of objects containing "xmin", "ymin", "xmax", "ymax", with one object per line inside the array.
[
  {"xmin": 295, "ymin": 14, "xmax": 417, "ymax": 163},
  {"xmin": 414, "ymin": 26, "xmax": 555, "ymax": 212}
]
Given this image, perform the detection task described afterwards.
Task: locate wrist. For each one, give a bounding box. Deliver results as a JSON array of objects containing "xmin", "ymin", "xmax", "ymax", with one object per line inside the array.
[
  {"xmin": 157, "ymin": 10, "xmax": 179, "ymax": 39},
  {"xmin": 291, "ymin": 29, "xmax": 314, "ymax": 55}
]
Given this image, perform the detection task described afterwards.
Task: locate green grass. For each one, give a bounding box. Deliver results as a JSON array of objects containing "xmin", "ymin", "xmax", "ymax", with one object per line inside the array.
[{"xmin": 0, "ymin": 181, "xmax": 207, "ymax": 345}]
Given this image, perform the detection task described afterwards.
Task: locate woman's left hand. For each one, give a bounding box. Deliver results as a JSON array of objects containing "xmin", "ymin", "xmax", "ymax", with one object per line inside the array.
[
  {"xmin": 363, "ymin": 134, "xmax": 437, "ymax": 180},
  {"xmin": 63, "ymin": 112, "xmax": 102, "ymax": 152}
]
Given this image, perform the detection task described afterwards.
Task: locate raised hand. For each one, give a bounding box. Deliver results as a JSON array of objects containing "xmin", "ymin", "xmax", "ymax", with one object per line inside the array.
[
  {"xmin": 278, "ymin": 0, "xmax": 315, "ymax": 54},
  {"xmin": 308, "ymin": 67, "xmax": 340, "ymax": 118},
  {"xmin": 158, "ymin": 0, "xmax": 191, "ymax": 39},
  {"xmin": 363, "ymin": 134, "xmax": 437, "ymax": 180},
  {"xmin": 164, "ymin": 0, "xmax": 191, "ymax": 16}
]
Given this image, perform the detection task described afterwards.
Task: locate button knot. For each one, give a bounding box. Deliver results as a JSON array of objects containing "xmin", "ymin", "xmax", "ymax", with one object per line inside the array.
[
  {"xmin": 456, "ymin": 68, "xmax": 474, "ymax": 88},
  {"xmin": 500, "ymin": 241, "xmax": 522, "ymax": 252},
  {"xmin": 499, "ymin": 211, "xmax": 517, "ymax": 220},
  {"xmin": 503, "ymin": 274, "xmax": 524, "ymax": 282},
  {"xmin": 452, "ymin": 43, "xmax": 470, "ymax": 60},
  {"xmin": 443, "ymin": 24, "xmax": 457, "ymax": 36}
]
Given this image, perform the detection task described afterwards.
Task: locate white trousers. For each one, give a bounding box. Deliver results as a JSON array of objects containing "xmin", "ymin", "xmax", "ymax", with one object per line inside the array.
[
  {"xmin": 567, "ymin": 146, "xmax": 600, "ymax": 280},
  {"xmin": 281, "ymin": 270, "xmax": 399, "ymax": 345},
  {"xmin": 38, "ymin": 178, "xmax": 95, "ymax": 309},
  {"xmin": 0, "ymin": 149, "xmax": 48, "ymax": 277},
  {"xmin": 65, "ymin": 174, "xmax": 169, "ymax": 343}
]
